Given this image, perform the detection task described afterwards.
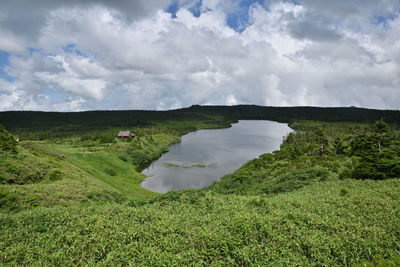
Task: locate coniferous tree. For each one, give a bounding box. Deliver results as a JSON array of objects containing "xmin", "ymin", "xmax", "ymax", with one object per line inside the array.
[
  {"xmin": 351, "ymin": 120, "xmax": 400, "ymax": 179},
  {"xmin": 315, "ymin": 128, "xmax": 329, "ymax": 157},
  {"xmin": 333, "ymin": 137, "xmax": 345, "ymax": 155}
]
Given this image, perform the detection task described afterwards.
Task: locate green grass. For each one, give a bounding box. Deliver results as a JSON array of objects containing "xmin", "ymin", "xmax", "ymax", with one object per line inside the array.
[
  {"xmin": 0, "ymin": 119, "xmax": 400, "ymax": 265},
  {"xmin": 0, "ymin": 142, "xmax": 127, "ymax": 211},
  {"xmin": 1, "ymin": 179, "xmax": 399, "ymax": 265},
  {"xmin": 30, "ymin": 133, "xmax": 181, "ymax": 201},
  {"xmin": 0, "ymin": 119, "xmax": 229, "ymax": 210}
]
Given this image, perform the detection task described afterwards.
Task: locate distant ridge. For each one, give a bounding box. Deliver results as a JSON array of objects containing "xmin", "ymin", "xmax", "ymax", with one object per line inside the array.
[
  {"xmin": 183, "ymin": 105, "xmax": 400, "ymax": 124},
  {"xmin": 1, "ymin": 105, "xmax": 399, "ymax": 132}
]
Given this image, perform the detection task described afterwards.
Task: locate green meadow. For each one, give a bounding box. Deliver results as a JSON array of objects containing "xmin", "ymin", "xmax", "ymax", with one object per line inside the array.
[{"xmin": 1, "ymin": 107, "xmax": 400, "ymax": 266}]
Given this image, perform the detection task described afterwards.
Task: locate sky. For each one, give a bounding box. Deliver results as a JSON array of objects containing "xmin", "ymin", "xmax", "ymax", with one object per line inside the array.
[{"xmin": 0, "ymin": 0, "xmax": 399, "ymax": 111}]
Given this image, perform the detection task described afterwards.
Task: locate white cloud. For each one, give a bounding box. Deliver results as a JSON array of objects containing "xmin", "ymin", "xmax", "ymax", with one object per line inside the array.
[
  {"xmin": 0, "ymin": 0, "xmax": 399, "ymax": 111},
  {"xmin": 0, "ymin": 29, "xmax": 26, "ymax": 54},
  {"xmin": 226, "ymin": 94, "xmax": 238, "ymax": 105}
]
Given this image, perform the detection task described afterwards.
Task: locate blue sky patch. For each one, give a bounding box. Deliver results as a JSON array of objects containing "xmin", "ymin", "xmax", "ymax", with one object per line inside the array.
[
  {"xmin": 189, "ymin": 0, "xmax": 203, "ymax": 17},
  {"xmin": 43, "ymin": 87, "xmax": 66, "ymax": 102},
  {"xmin": 0, "ymin": 51, "xmax": 15, "ymax": 82},
  {"xmin": 166, "ymin": 0, "xmax": 203, "ymax": 18},
  {"xmin": 27, "ymin": 47, "xmax": 43, "ymax": 56},
  {"xmin": 62, "ymin": 43, "xmax": 96, "ymax": 59},
  {"xmin": 166, "ymin": 0, "xmax": 180, "ymax": 18},
  {"xmin": 226, "ymin": 0, "xmax": 264, "ymax": 32},
  {"xmin": 166, "ymin": 0, "xmax": 265, "ymax": 32},
  {"xmin": 62, "ymin": 43, "xmax": 86, "ymax": 57},
  {"xmin": 0, "ymin": 51, "xmax": 9, "ymax": 69},
  {"xmin": 372, "ymin": 13, "xmax": 398, "ymax": 28}
]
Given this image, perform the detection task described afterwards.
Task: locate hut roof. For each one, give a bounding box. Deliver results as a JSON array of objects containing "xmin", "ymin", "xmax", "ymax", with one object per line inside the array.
[{"xmin": 117, "ymin": 130, "xmax": 134, "ymax": 137}]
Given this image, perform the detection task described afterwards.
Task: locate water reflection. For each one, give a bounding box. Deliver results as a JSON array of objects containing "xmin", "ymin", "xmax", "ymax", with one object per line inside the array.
[{"xmin": 141, "ymin": 120, "xmax": 292, "ymax": 193}]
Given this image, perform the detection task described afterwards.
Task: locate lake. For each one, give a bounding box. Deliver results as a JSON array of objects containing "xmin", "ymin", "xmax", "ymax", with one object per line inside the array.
[{"xmin": 141, "ymin": 120, "xmax": 292, "ymax": 193}]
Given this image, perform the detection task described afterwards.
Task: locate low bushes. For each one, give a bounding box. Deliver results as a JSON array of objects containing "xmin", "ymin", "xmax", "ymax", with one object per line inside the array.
[
  {"xmin": 0, "ymin": 153, "xmax": 49, "ymax": 184},
  {"xmin": 262, "ymin": 167, "xmax": 330, "ymax": 194},
  {"xmin": 0, "ymin": 125, "xmax": 17, "ymax": 153},
  {"xmin": 127, "ymin": 151, "xmax": 153, "ymax": 166},
  {"xmin": 1, "ymin": 180, "xmax": 400, "ymax": 265},
  {"xmin": 126, "ymin": 134, "xmax": 180, "ymax": 167}
]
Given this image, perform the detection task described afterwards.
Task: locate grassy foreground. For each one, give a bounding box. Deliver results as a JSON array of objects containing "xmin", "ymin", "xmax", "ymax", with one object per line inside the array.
[
  {"xmin": 1, "ymin": 179, "xmax": 399, "ymax": 266},
  {"xmin": 0, "ymin": 119, "xmax": 400, "ymax": 265}
]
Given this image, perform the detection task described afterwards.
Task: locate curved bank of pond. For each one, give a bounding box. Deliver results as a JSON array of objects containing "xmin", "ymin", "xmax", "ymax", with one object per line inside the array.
[{"xmin": 141, "ymin": 120, "xmax": 292, "ymax": 193}]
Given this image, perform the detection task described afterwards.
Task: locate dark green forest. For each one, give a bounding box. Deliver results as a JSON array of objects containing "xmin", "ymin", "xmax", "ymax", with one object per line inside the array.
[{"xmin": 1, "ymin": 105, "xmax": 399, "ymax": 139}]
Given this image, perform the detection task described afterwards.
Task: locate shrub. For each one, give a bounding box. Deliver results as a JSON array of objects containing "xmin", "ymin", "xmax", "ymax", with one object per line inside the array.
[
  {"xmin": 104, "ymin": 167, "xmax": 117, "ymax": 176},
  {"xmin": 118, "ymin": 155, "xmax": 128, "ymax": 162},
  {"xmin": 0, "ymin": 150, "xmax": 52, "ymax": 184},
  {"xmin": 47, "ymin": 168, "xmax": 63, "ymax": 181},
  {"xmin": 86, "ymin": 190, "xmax": 127, "ymax": 204},
  {"xmin": 128, "ymin": 150, "xmax": 152, "ymax": 166},
  {"xmin": 0, "ymin": 125, "xmax": 17, "ymax": 153},
  {"xmin": 0, "ymin": 187, "xmax": 19, "ymax": 211},
  {"xmin": 26, "ymin": 194, "xmax": 39, "ymax": 207},
  {"xmin": 350, "ymin": 120, "xmax": 400, "ymax": 180},
  {"xmin": 98, "ymin": 133, "xmax": 115, "ymax": 143},
  {"xmin": 80, "ymin": 132, "xmax": 115, "ymax": 143},
  {"xmin": 263, "ymin": 167, "xmax": 330, "ymax": 194}
]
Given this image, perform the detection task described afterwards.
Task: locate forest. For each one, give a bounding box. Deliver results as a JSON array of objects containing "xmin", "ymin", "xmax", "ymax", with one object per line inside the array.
[
  {"xmin": 0, "ymin": 106, "xmax": 399, "ymax": 265},
  {"xmin": 1, "ymin": 105, "xmax": 399, "ymax": 139}
]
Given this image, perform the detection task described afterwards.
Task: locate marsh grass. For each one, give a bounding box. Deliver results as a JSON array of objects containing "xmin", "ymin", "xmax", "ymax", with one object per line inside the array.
[
  {"xmin": 165, "ymin": 163, "xmax": 207, "ymax": 168},
  {"xmin": 164, "ymin": 163, "xmax": 180, "ymax": 167}
]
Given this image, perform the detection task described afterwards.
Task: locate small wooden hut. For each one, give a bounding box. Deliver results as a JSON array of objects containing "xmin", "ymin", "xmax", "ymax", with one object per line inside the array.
[{"xmin": 117, "ymin": 130, "xmax": 136, "ymax": 140}]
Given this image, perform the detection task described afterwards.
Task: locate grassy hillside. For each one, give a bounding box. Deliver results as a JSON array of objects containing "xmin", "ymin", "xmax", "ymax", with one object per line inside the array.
[
  {"xmin": 1, "ymin": 116, "xmax": 400, "ymax": 265},
  {"xmin": 0, "ymin": 119, "xmax": 230, "ymax": 212},
  {"xmin": 1, "ymin": 179, "xmax": 399, "ymax": 266}
]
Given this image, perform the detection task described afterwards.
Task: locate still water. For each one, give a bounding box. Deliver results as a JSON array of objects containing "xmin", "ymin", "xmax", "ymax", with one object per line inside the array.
[{"xmin": 141, "ymin": 120, "xmax": 292, "ymax": 193}]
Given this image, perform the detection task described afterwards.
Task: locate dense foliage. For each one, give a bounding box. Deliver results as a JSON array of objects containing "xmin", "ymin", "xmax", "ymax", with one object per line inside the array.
[
  {"xmin": 0, "ymin": 115, "xmax": 399, "ymax": 265},
  {"xmin": 350, "ymin": 120, "xmax": 400, "ymax": 179},
  {"xmin": 127, "ymin": 134, "xmax": 179, "ymax": 167},
  {"xmin": 1, "ymin": 180, "xmax": 399, "ymax": 266},
  {"xmin": 0, "ymin": 125, "xmax": 17, "ymax": 153},
  {"xmin": 210, "ymin": 120, "xmax": 400, "ymax": 196},
  {"xmin": 185, "ymin": 105, "xmax": 400, "ymax": 124},
  {"xmin": 1, "ymin": 105, "xmax": 399, "ymax": 139}
]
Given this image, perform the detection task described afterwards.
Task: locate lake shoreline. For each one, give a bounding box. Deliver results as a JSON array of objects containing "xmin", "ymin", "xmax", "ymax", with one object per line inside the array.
[{"xmin": 141, "ymin": 120, "xmax": 292, "ymax": 193}]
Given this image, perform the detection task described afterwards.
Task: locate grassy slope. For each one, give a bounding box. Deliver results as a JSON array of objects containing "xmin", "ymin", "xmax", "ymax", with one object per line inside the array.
[
  {"xmin": 1, "ymin": 119, "xmax": 231, "ymax": 210},
  {"xmin": 1, "ymin": 120, "xmax": 400, "ymax": 265},
  {"xmin": 0, "ymin": 142, "xmax": 125, "ymax": 211},
  {"xmin": 1, "ymin": 179, "xmax": 399, "ymax": 265},
  {"xmin": 50, "ymin": 141, "xmax": 158, "ymax": 200}
]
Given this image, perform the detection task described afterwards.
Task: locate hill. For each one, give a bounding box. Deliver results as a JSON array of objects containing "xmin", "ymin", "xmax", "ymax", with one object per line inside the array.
[{"xmin": 1, "ymin": 105, "xmax": 399, "ymax": 139}]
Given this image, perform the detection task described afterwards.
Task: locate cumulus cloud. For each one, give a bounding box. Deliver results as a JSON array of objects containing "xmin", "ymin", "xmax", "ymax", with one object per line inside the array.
[{"xmin": 0, "ymin": 0, "xmax": 399, "ymax": 111}]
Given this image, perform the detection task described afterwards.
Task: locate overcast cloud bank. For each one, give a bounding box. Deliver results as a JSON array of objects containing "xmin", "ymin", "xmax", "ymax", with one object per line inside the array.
[{"xmin": 0, "ymin": 0, "xmax": 399, "ymax": 111}]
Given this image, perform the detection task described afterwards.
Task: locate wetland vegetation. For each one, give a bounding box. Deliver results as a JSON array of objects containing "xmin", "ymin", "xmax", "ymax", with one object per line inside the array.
[{"xmin": 0, "ymin": 105, "xmax": 399, "ymax": 265}]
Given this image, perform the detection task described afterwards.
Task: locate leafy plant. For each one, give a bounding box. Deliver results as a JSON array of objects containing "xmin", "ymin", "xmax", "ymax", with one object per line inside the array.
[
  {"xmin": 47, "ymin": 168, "xmax": 63, "ymax": 181},
  {"xmin": 104, "ymin": 167, "xmax": 117, "ymax": 176},
  {"xmin": 0, "ymin": 125, "xmax": 17, "ymax": 153},
  {"xmin": 351, "ymin": 120, "xmax": 400, "ymax": 179},
  {"xmin": 0, "ymin": 187, "xmax": 19, "ymax": 211},
  {"xmin": 128, "ymin": 150, "xmax": 152, "ymax": 166}
]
